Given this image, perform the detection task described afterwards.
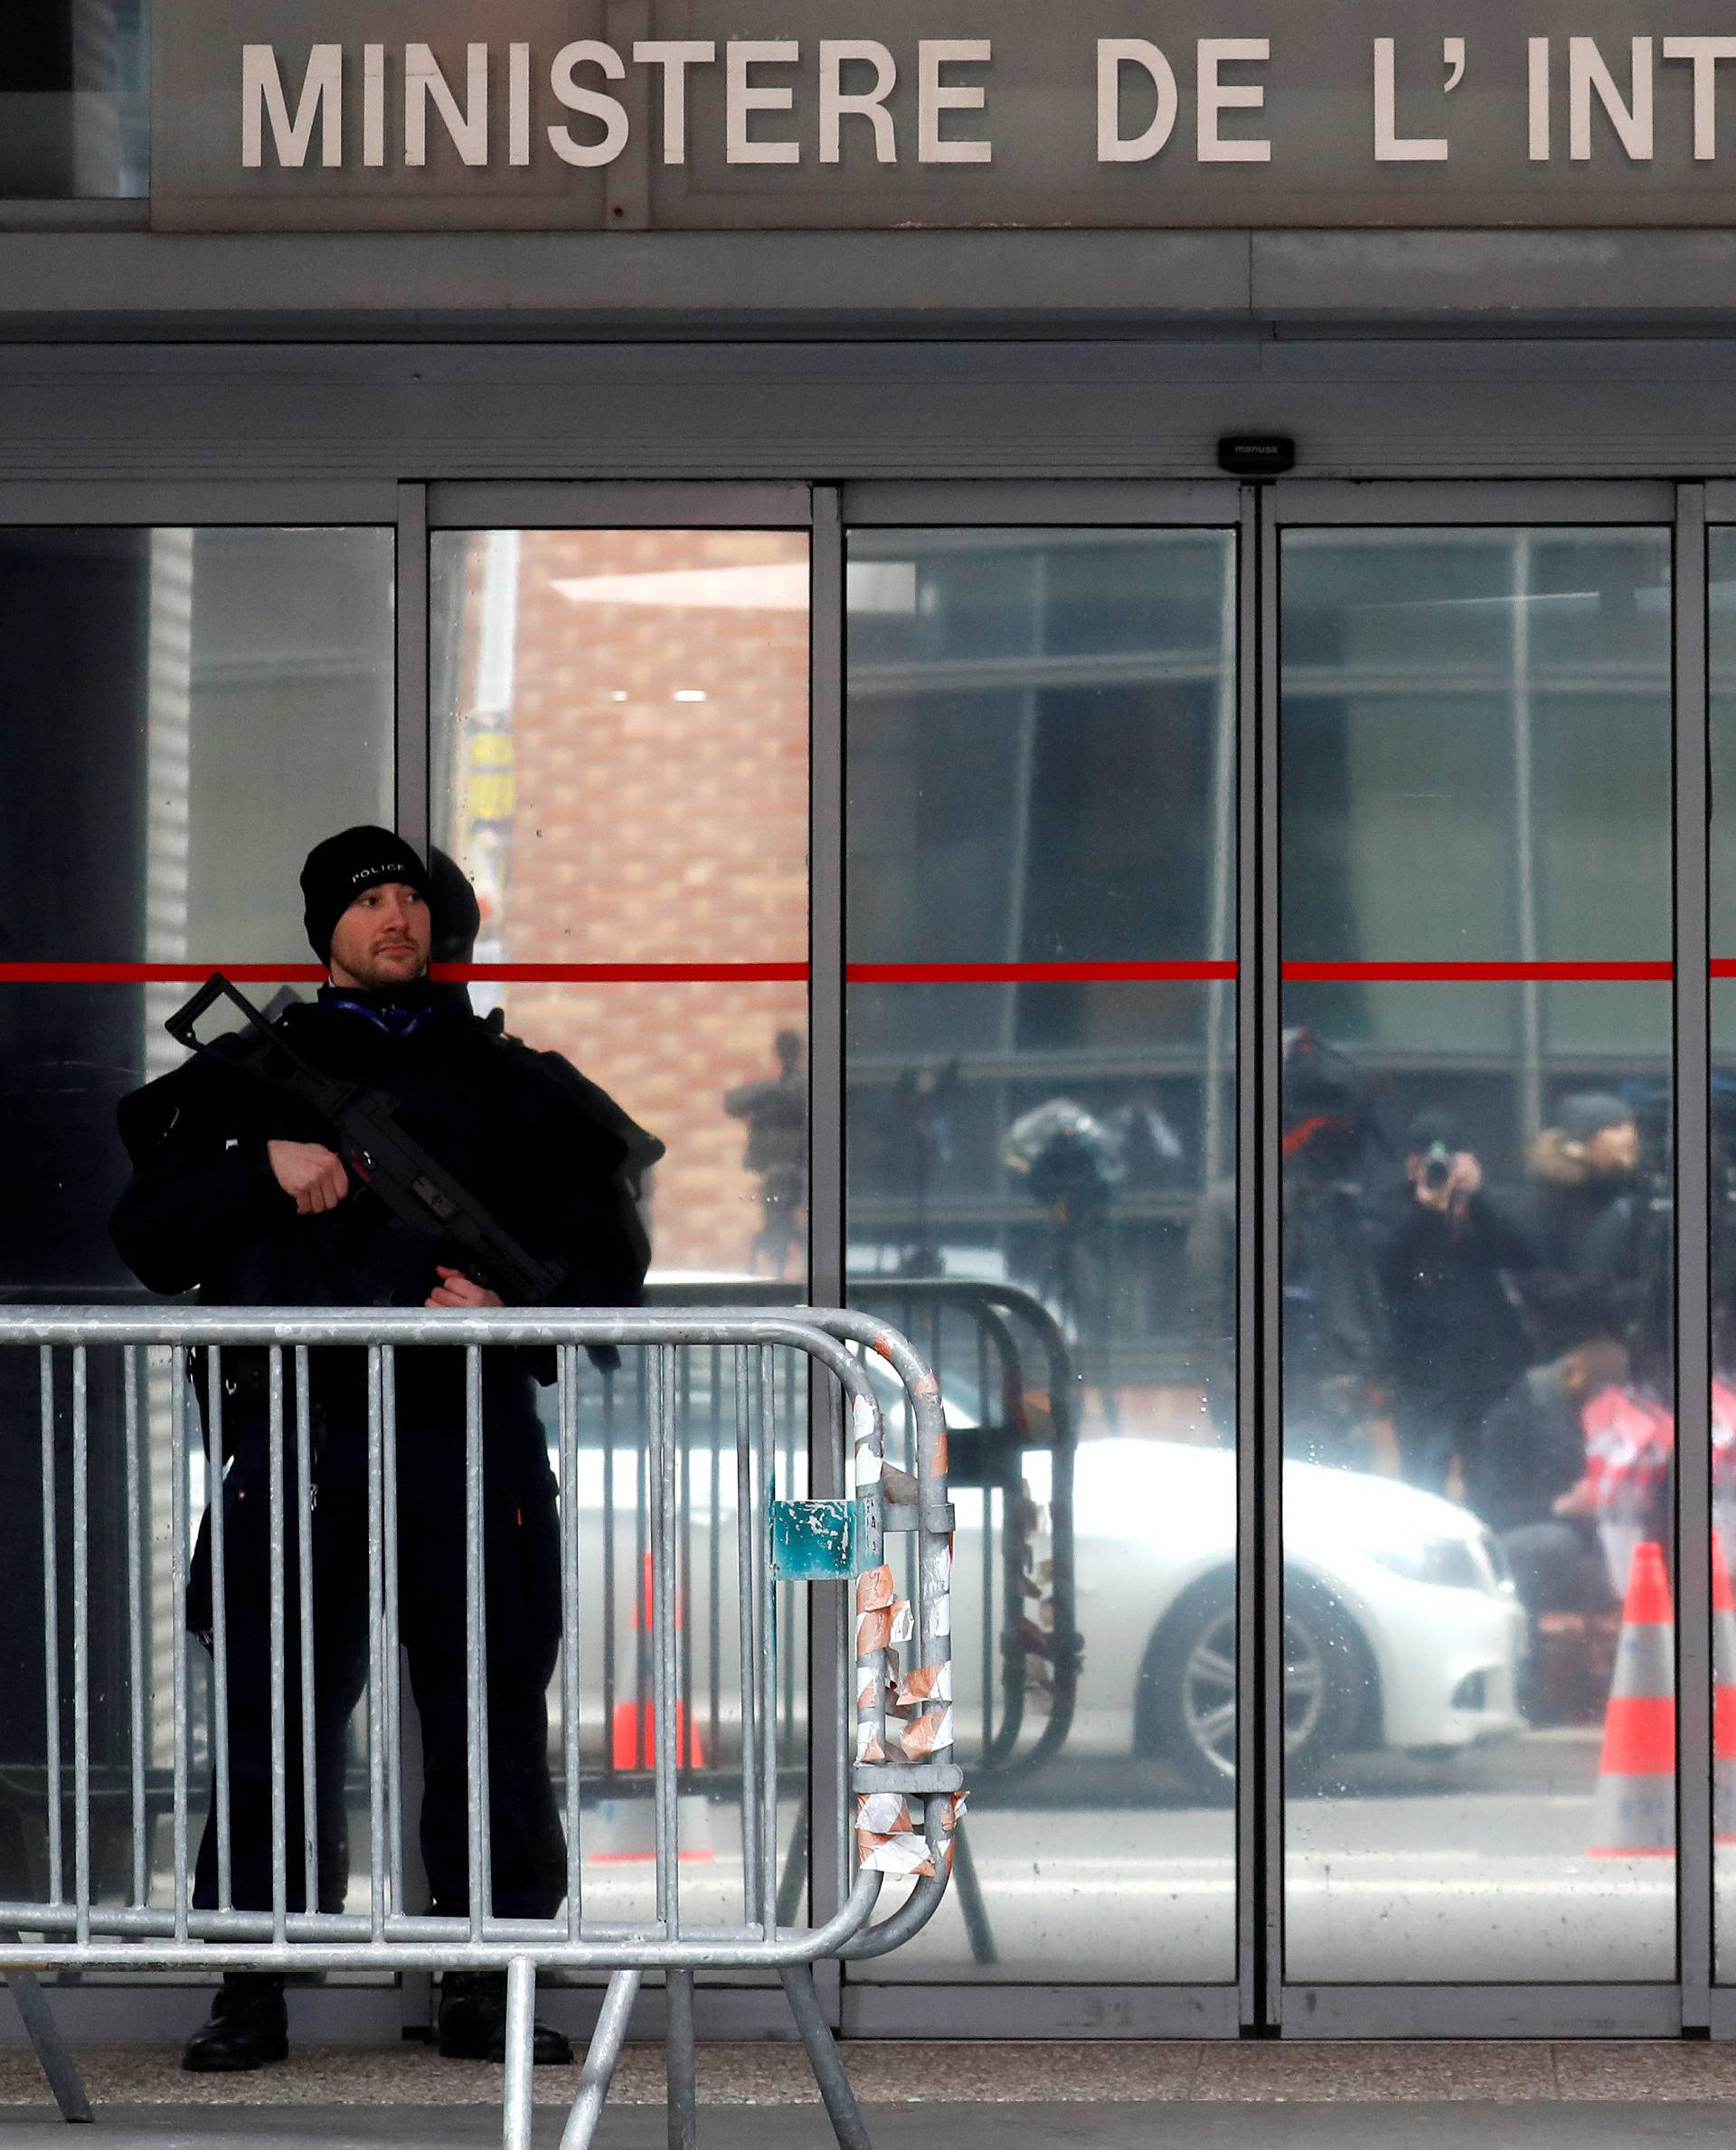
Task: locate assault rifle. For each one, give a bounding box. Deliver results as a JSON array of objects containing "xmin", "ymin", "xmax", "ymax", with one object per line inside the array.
[{"xmin": 165, "ymin": 972, "xmax": 567, "ymax": 1308}]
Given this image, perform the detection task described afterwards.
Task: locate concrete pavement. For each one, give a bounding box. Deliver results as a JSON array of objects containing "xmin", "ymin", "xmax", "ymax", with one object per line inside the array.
[
  {"xmin": 0, "ymin": 2108, "xmax": 1734, "ymax": 2149},
  {"xmin": 5, "ymin": 2041, "xmax": 1736, "ymax": 2145}
]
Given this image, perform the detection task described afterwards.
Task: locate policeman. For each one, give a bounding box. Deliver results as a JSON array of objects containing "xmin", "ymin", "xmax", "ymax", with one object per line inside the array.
[{"xmin": 110, "ymin": 826, "xmax": 662, "ymax": 2072}]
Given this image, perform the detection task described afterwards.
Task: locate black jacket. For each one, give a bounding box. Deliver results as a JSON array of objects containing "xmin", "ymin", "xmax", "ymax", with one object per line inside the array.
[
  {"xmin": 1373, "ymin": 1185, "xmax": 1533, "ymax": 1428},
  {"xmin": 109, "ymin": 985, "xmax": 662, "ymax": 1474},
  {"xmin": 1478, "ymin": 1135, "xmax": 1646, "ymax": 1364}
]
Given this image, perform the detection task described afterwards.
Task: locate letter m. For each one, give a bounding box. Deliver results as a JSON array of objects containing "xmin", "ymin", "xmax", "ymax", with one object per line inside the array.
[{"xmin": 242, "ymin": 45, "xmax": 343, "ymax": 169}]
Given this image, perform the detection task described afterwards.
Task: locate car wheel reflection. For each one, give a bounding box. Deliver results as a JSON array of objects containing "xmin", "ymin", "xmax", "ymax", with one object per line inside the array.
[{"xmin": 1140, "ymin": 1574, "xmax": 1360, "ymax": 1800}]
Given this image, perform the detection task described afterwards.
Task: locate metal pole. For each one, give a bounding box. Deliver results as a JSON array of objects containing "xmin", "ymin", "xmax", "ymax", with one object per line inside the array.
[
  {"xmin": 170, "ymin": 1353, "xmax": 189, "ymax": 1943},
  {"xmin": 1675, "ymin": 483, "xmax": 1713, "ymax": 2026},
  {"xmin": 735, "ymin": 1348, "xmax": 761, "ymax": 1925},
  {"xmin": 756, "ymin": 1351, "xmax": 778, "ymax": 1937},
  {"xmin": 71, "ymin": 1348, "xmax": 90, "ymax": 1947},
  {"xmin": 652, "ymin": 1349, "xmax": 678, "ymax": 1938},
  {"xmin": 6, "ymin": 1955, "xmax": 91, "ymax": 2125},
  {"xmin": 382, "ymin": 1349, "xmax": 404, "ymax": 1920},
  {"xmin": 204, "ymin": 1345, "xmax": 231, "ymax": 1910},
  {"xmin": 396, "ymin": 482, "xmax": 432, "ymax": 861},
  {"xmin": 40, "ymin": 1348, "xmax": 61, "ymax": 1910},
  {"xmin": 561, "ymin": 1968, "xmax": 641, "ymax": 2150},
  {"xmin": 560, "ymin": 1345, "xmax": 583, "ymax": 1940},
  {"xmin": 1235, "ymin": 482, "xmax": 1262, "ymax": 2032},
  {"xmin": 296, "ymin": 1348, "xmax": 320, "ymax": 1917},
  {"xmin": 367, "ymin": 1348, "xmax": 387, "ymax": 1938},
  {"xmin": 779, "ymin": 1964, "xmax": 870, "ymax": 2150},
  {"xmin": 124, "ymin": 1347, "xmax": 146, "ymax": 1910},
  {"xmin": 809, "ymin": 484, "xmax": 849, "ymax": 1991},
  {"xmin": 1203, "ymin": 524, "xmax": 1240, "ymax": 1188},
  {"xmin": 665, "ymin": 1966, "xmax": 698, "ymax": 2150},
  {"xmin": 1253, "ymin": 482, "xmax": 1285, "ymax": 2031},
  {"xmin": 1513, "ymin": 530, "xmax": 1544, "ymax": 1142},
  {"xmin": 269, "ymin": 1351, "xmax": 288, "ymax": 1943},
  {"xmin": 502, "ymin": 1956, "xmax": 536, "ymax": 2150},
  {"xmin": 466, "ymin": 1346, "xmax": 486, "ymax": 1938}
]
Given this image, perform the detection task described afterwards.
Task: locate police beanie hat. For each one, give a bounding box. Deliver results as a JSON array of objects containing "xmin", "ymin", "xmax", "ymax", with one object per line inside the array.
[
  {"xmin": 300, "ymin": 825, "xmax": 433, "ymax": 962},
  {"xmin": 1557, "ymin": 1091, "xmax": 1632, "ymax": 1145},
  {"xmin": 428, "ymin": 846, "xmax": 482, "ymax": 965}
]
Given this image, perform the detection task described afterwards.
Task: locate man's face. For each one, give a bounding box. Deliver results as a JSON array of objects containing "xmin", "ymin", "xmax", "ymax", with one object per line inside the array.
[
  {"xmin": 1585, "ymin": 1119, "xmax": 1640, "ymax": 1175},
  {"xmin": 326, "ymin": 882, "xmax": 431, "ymax": 990}
]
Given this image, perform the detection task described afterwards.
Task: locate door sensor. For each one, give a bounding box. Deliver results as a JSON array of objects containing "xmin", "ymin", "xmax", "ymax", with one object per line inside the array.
[{"xmin": 1217, "ymin": 435, "xmax": 1296, "ymax": 477}]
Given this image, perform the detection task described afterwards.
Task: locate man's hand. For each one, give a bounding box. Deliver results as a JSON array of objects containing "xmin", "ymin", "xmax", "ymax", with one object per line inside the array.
[
  {"xmin": 268, "ymin": 1140, "xmax": 350, "ymax": 1216},
  {"xmin": 1412, "ymin": 1150, "xmax": 1483, "ymax": 1216},
  {"xmin": 425, "ymin": 1264, "xmax": 505, "ymax": 1311}
]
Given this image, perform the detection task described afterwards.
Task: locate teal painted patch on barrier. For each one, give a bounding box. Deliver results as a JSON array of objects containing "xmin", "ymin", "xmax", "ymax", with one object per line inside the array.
[{"xmin": 769, "ymin": 1498, "xmax": 856, "ymax": 1580}]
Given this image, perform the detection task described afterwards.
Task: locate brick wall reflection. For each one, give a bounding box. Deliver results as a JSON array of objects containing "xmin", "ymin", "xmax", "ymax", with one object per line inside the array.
[{"xmin": 442, "ymin": 529, "xmax": 810, "ymax": 1280}]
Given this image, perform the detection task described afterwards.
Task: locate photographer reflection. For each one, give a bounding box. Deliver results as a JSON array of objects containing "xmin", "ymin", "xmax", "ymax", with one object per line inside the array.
[
  {"xmin": 1466, "ymin": 1090, "xmax": 1669, "ymax": 1714},
  {"xmin": 1276, "ymin": 1029, "xmax": 1387, "ymax": 1468},
  {"xmin": 1373, "ymin": 1112, "xmax": 1532, "ymax": 1496},
  {"xmin": 1496, "ymin": 1092, "xmax": 1645, "ymax": 1367},
  {"xmin": 1003, "ymin": 1097, "xmax": 1122, "ymax": 1363},
  {"xmin": 722, "ymin": 1029, "xmax": 807, "ymax": 1280}
]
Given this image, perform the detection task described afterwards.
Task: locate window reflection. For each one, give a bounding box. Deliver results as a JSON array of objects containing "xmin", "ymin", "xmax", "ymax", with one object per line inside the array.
[
  {"xmin": 0, "ymin": 524, "xmax": 393, "ymax": 1917},
  {"xmin": 847, "ymin": 528, "xmax": 1238, "ymax": 1982},
  {"xmin": 429, "ymin": 530, "xmax": 813, "ymax": 1969},
  {"xmin": 1707, "ymin": 530, "xmax": 1736, "ymax": 1983},
  {"xmin": 430, "ymin": 527, "xmax": 811, "ymax": 1282},
  {"xmin": 0, "ymin": 2, "xmax": 149, "ymax": 198},
  {"xmin": 1280, "ymin": 527, "xmax": 1675, "ymax": 1984}
]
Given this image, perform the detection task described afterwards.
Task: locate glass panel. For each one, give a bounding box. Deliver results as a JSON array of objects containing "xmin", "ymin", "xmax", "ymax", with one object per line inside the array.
[
  {"xmin": 0, "ymin": 2, "xmax": 149, "ymax": 199},
  {"xmin": 846, "ymin": 526, "xmax": 1238, "ymax": 1982},
  {"xmin": 0, "ymin": 524, "xmax": 394, "ymax": 1917},
  {"xmin": 431, "ymin": 525, "xmax": 811, "ymax": 1957},
  {"xmin": 1279, "ymin": 526, "xmax": 1674, "ymax": 1983},
  {"xmin": 1709, "ymin": 528, "xmax": 1736, "ymax": 1983}
]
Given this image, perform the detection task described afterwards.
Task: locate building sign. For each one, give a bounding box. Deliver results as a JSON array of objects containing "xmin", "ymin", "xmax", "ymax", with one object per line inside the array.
[{"xmin": 152, "ymin": 0, "xmax": 1736, "ymax": 229}]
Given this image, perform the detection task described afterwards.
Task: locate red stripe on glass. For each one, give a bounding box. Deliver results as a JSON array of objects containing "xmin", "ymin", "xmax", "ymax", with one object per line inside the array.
[
  {"xmin": 846, "ymin": 961, "xmax": 1238, "ymax": 984},
  {"xmin": 1283, "ymin": 961, "xmax": 1673, "ymax": 982},
  {"xmin": 437, "ymin": 963, "xmax": 809, "ymax": 984},
  {"xmin": 0, "ymin": 961, "xmax": 811, "ymax": 985},
  {"xmin": 0, "ymin": 964, "xmax": 329, "ymax": 985}
]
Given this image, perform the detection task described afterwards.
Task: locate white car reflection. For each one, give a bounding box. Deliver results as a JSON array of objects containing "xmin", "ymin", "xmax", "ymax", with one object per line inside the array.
[
  {"xmin": 558, "ymin": 1407, "xmax": 1526, "ymax": 1804},
  {"xmin": 990, "ymin": 1437, "xmax": 1529, "ymax": 1796}
]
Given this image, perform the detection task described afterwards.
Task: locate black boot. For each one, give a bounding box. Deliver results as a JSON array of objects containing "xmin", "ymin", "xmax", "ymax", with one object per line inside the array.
[
  {"xmin": 438, "ymin": 1969, "xmax": 572, "ymax": 2065},
  {"xmin": 182, "ymin": 1973, "xmax": 289, "ymax": 2072}
]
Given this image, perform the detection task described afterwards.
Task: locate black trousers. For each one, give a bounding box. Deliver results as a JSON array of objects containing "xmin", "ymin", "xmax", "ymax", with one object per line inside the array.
[{"xmin": 190, "ymin": 1438, "xmax": 566, "ymax": 1921}]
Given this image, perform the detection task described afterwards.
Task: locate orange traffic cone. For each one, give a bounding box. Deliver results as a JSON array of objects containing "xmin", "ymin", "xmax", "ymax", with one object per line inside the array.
[
  {"xmin": 1713, "ymin": 1532, "xmax": 1736, "ymax": 1847},
  {"xmin": 610, "ymin": 1551, "xmax": 706, "ymax": 1769},
  {"xmin": 1590, "ymin": 1541, "xmax": 1675, "ymax": 1858}
]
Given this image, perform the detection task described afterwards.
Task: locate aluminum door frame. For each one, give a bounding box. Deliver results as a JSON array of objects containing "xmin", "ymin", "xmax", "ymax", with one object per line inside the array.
[
  {"xmin": 840, "ymin": 480, "xmax": 1248, "ymax": 2037},
  {"xmin": 1263, "ymin": 476, "xmax": 1709, "ymax": 2040},
  {"xmin": 418, "ymin": 481, "xmax": 841, "ymax": 2042},
  {"xmin": 0, "ymin": 469, "xmax": 1722, "ymax": 2042},
  {"xmin": 0, "ymin": 477, "xmax": 410, "ymax": 2049}
]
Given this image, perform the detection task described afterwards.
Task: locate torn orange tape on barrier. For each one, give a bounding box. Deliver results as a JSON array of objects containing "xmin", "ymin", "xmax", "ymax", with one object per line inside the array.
[
  {"xmin": 897, "ymin": 1663, "xmax": 952, "ymax": 1709},
  {"xmin": 860, "ymin": 1600, "xmax": 914, "ymax": 1656},
  {"xmin": 855, "ymin": 1806, "xmax": 936, "ymax": 1878},
  {"xmin": 854, "ymin": 1788, "xmax": 968, "ymax": 1876},
  {"xmin": 900, "ymin": 1706, "xmax": 956, "ymax": 1761},
  {"xmin": 856, "ymin": 1565, "xmax": 895, "ymax": 1614}
]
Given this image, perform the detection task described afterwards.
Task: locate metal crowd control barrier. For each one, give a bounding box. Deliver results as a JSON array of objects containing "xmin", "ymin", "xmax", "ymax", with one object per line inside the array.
[
  {"xmin": 0, "ymin": 1306, "xmax": 961, "ymax": 2149},
  {"xmin": 644, "ymin": 1278, "xmax": 1080, "ymax": 1967}
]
